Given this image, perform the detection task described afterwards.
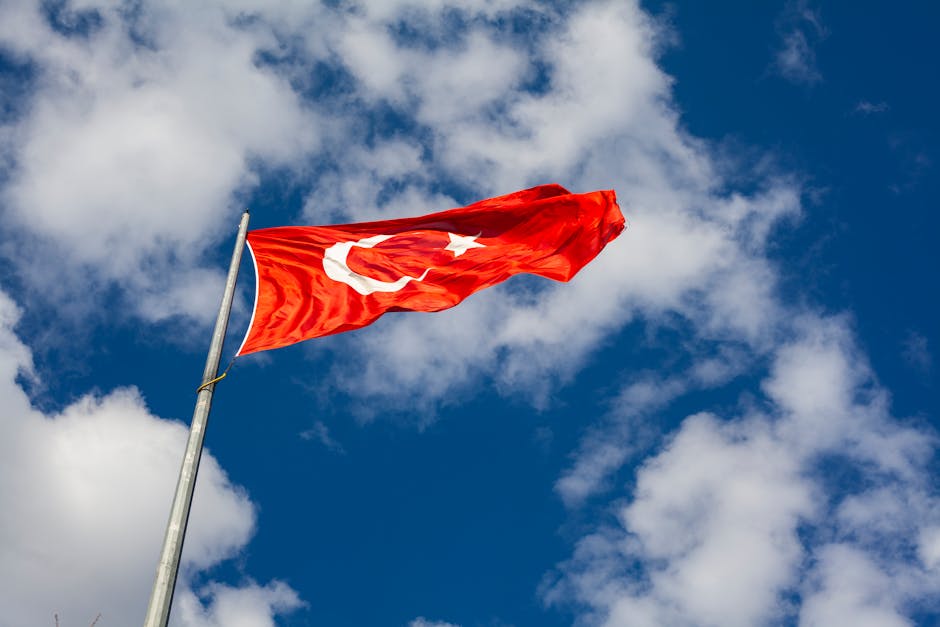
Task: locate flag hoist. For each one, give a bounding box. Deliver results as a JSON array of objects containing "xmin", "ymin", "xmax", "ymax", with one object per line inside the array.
[{"xmin": 143, "ymin": 184, "xmax": 624, "ymax": 626}]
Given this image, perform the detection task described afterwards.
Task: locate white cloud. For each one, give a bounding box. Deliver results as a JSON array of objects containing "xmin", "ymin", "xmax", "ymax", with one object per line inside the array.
[
  {"xmin": 0, "ymin": 289, "xmax": 299, "ymax": 626},
  {"xmin": 772, "ymin": 1, "xmax": 827, "ymax": 85},
  {"xmin": 595, "ymin": 413, "xmax": 810, "ymax": 627},
  {"xmin": 299, "ymin": 419, "xmax": 346, "ymax": 454},
  {"xmin": 775, "ymin": 30, "xmax": 822, "ymax": 85},
  {"xmin": 556, "ymin": 374, "xmax": 689, "ymax": 507},
  {"xmin": 902, "ymin": 330, "xmax": 932, "ymax": 376},
  {"xmin": 854, "ymin": 100, "xmax": 890, "ymax": 115},
  {"xmin": 0, "ymin": 0, "xmax": 319, "ymax": 323},
  {"xmin": 172, "ymin": 580, "xmax": 303, "ymax": 627},
  {"xmin": 544, "ymin": 316, "xmax": 940, "ymax": 626},
  {"xmin": 919, "ymin": 526, "xmax": 940, "ymax": 571},
  {"xmin": 800, "ymin": 545, "xmax": 911, "ymax": 627},
  {"xmin": 409, "ymin": 618, "xmax": 461, "ymax": 627}
]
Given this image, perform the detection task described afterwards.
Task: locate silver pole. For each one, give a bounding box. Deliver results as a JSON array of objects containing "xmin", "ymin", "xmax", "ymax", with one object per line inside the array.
[{"xmin": 143, "ymin": 211, "xmax": 250, "ymax": 627}]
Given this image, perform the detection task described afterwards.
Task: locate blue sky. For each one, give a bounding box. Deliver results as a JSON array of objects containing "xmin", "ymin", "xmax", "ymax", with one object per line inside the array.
[{"xmin": 0, "ymin": 1, "xmax": 938, "ymax": 626}]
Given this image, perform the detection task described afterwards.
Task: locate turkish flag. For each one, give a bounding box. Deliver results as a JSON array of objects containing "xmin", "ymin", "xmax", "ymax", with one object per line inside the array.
[{"xmin": 236, "ymin": 184, "xmax": 624, "ymax": 355}]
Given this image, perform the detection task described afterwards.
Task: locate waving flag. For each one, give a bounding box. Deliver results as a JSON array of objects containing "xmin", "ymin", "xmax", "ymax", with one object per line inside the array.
[{"xmin": 237, "ymin": 184, "xmax": 624, "ymax": 355}]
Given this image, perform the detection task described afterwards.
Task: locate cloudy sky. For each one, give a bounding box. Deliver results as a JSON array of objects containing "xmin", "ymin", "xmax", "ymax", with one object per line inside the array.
[{"xmin": 1, "ymin": 1, "xmax": 938, "ymax": 626}]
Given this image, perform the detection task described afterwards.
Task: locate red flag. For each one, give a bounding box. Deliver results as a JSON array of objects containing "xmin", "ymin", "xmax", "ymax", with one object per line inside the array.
[{"xmin": 237, "ymin": 184, "xmax": 624, "ymax": 356}]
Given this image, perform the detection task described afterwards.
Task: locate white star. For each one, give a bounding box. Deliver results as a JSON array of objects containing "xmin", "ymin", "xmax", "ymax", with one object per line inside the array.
[{"xmin": 445, "ymin": 232, "xmax": 486, "ymax": 257}]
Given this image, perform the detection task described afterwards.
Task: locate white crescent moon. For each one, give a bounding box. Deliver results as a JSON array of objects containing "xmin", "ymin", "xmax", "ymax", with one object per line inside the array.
[{"xmin": 322, "ymin": 234, "xmax": 431, "ymax": 295}]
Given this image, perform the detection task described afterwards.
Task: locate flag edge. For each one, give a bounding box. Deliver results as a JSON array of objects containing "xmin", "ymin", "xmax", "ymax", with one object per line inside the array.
[{"xmin": 235, "ymin": 238, "xmax": 260, "ymax": 356}]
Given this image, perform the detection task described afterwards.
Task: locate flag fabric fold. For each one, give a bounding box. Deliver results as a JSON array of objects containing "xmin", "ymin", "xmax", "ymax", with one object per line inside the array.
[{"xmin": 237, "ymin": 184, "xmax": 624, "ymax": 356}]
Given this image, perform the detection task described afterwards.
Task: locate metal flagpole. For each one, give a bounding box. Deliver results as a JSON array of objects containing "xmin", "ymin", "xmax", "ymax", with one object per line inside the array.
[{"xmin": 143, "ymin": 210, "xmax": 250, "ymax": 627}]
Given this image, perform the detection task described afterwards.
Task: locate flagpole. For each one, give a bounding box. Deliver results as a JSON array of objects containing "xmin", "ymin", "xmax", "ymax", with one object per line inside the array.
[{"xmin": 143, "ymin": 210, "xmax": 250, "ymax": 627}]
